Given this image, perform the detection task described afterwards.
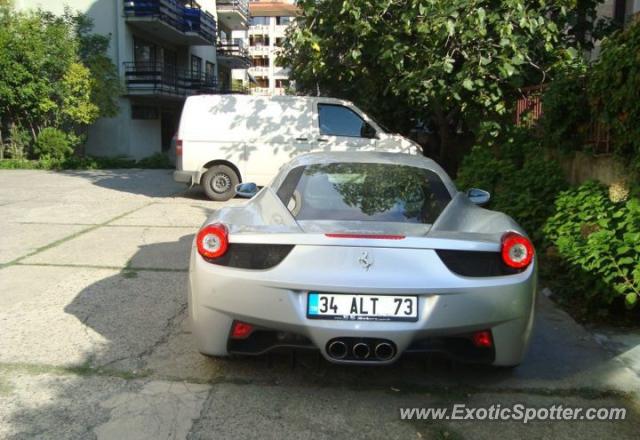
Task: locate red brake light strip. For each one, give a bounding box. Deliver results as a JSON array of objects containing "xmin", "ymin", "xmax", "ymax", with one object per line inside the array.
[{"xmin": 325, "ymin": 233, "xmax": 405, "ymax": 240}]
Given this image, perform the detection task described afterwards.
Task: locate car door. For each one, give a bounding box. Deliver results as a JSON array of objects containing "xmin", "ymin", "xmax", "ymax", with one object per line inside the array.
[{"xmin": 311, "ymin": 102, "xmax": 378, "ymax": 152}]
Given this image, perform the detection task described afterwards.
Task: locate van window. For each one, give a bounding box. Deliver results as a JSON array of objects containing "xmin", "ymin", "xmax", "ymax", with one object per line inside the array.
[{"xmin": 318, "ymin": 104, "xmax": 373, "ymax": 138}]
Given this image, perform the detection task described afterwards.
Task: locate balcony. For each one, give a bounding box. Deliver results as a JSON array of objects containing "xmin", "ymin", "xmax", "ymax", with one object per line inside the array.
[
  {"xmin": 124, "ymin": 0, "xmax": 217, "ymax": 45},
  {"xmin": 248, "ymin": 45, "xmax": 270, "ymax": 56},
  {"xmin": 249, "ymin": 25, "xmax": 270, "ymax": 35},
  {"xmin": 250, "ymin": 87, "xmax": 271, "ymax": 96},
  {"xmin": 216, "ymin": 0, "xmax": 249, "ymax": 30},
  {"xmin": 216, "ymin": 40, "xmax": 251, "ymax": 68},
  {"xmin": 123, "ymin": 62, "xmax": 217, "ymax": 98},
  {"xmin": 248, "ymin": 66, "xmax": 269, "ymax": 76}
]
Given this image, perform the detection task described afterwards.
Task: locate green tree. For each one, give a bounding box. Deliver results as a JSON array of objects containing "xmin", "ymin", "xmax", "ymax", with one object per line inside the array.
[
  {"xmin": 70, "ymin": 11, "xmax": 121, "ymax": 117},
  {"xmin": 280, "ymin": 0, "xmax": 600, "ymax": 170},
  {"xmin": 0, "ymin": 6, "xmax": 119, "ymax": 158}
]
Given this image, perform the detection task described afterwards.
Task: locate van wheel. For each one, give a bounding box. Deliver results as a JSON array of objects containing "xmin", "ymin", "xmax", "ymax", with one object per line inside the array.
[{"xmin": 201, "ymin": 165, "xmax": 239, "ymax": 201}]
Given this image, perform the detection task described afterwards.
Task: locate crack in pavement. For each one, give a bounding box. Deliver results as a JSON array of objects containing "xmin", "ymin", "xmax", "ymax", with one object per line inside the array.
[
  {"xmin": 13, "ymin": 262, "xmax": 189, "ymax": 272},
  {"xmin": 98, "ymin": 301, "xmax": 189, "ymax": 371},
  {"xmin": 186, "ymin": 385, "xmax": 216, "ymax": 439}
]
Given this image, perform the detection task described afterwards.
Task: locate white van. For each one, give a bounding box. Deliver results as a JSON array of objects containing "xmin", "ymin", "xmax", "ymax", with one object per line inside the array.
[{"xmin": 174, "ymin": 95, "xmax": 421, "ymax": 200}]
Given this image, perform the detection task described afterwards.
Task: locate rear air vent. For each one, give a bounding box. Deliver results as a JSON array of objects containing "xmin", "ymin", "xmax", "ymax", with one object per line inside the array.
[
  {"xmin": 436, "ymin": 250, "xmax": 523, "ymax": 277},
  {"xmin": 204, "ymin": 244, "xmax": 294, "ymax": 269}
]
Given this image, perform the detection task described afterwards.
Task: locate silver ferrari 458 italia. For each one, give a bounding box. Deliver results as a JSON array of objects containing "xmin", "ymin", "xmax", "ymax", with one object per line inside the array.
[{"xmin": 189, "ymin": 152, "xmax": 536, "ymax": 366}]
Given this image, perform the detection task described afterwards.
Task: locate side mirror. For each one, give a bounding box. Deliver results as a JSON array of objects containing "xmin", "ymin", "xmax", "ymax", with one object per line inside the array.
[
  {"xmin": 467, "ymin": 188, "xmax": 491, "ymax": 206},
  {"xmin": 361, "ymin": 122, "xmax": 377, "ymax": 139},
  {"xmin": 235, "ymin": 182, "xmax": 258, "ymax": 198}
]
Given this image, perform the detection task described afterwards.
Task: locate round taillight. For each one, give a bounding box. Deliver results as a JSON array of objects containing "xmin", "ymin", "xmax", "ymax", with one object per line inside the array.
[
  {"xmin": 501, "ymin": 232, "xmax": 534, "ymax": 269},
  {"xmin": 196, "ymin": 223, "xmax": 228, "ymax": 259}
]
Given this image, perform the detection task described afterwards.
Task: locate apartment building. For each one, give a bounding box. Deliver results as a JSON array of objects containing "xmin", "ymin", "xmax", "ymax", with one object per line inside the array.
[
  {"xmin": 15, "ymin": 0, "xmax": 250, "ymax": 159},
  {"xmin": 231, "ymin": 0, "xmax": 298, "ymax": 96}
]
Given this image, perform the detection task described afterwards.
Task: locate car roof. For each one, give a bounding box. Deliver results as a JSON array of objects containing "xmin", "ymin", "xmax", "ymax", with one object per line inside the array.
[
  {"xmin": 271, "ymin": 152, "xmax": 458, "ymax": 196},
  {"xmin": 283, "ymin": 151, "xmax": 442, "ymax": 169},
  {"xmin": 190, "ymin": 94, "xmax": 354, "ymax": 107}
]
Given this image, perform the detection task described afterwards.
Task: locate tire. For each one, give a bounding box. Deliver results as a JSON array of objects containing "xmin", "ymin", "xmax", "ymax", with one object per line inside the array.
[{"xmin": 201, "ymin": 164, "xmax": 239, "ymax": 201}]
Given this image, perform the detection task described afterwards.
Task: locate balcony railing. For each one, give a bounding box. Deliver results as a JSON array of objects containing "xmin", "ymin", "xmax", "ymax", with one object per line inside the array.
[
  {"xmin": 124, "ymin": 0, "xmax": 217, "ymax": 44},
  {"xmin": 248, "ymin": 45, "xmax": 270, "ymax": 56},
  {"xmin": 123, "ymin": 62, "xmax": 217, "ymax": 97},
  {"xmin": 217, "ymin": 41, "xmax": 251, "ymax": 68},
  {"xmin": 216, "ymin": 0, "xmax": 249, "ymax": 17},
  {"xmin": 217, "ymin": 41, "xmax": 249, "ymax": 58},
  {"xmin": 248, "ymin": 66, "xmax": 269, "ymax": 76},
  {"xmin": 250, "ymin": 87, "xmax": 271, "ymax": 96}
]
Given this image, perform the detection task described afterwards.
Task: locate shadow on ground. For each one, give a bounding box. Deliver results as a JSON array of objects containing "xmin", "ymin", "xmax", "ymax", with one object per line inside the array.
[
  {"xmin": 58, "ymin": 238, "xmax": 639, "ymax": 391},
  {"xmin": 4, "ymin": 237, "xmax": 640, "ymax": 438}
]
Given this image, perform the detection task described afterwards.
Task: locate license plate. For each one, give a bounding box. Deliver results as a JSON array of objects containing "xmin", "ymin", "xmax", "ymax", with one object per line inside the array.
[{"xmin": 307, "ymin": 292, "xmax": 418, "ymax": 321}]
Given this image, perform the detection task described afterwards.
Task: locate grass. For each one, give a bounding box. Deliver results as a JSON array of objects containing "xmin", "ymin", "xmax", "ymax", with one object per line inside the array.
[{"xmin": 0, "ymin": 152, "xmax": 173, "ymax": 170}]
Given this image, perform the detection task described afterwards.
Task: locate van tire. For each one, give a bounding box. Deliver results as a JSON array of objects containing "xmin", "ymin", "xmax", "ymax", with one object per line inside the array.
[{"xmin": 201, "ymin": 165, "xmax": 239, "ymax": 201}]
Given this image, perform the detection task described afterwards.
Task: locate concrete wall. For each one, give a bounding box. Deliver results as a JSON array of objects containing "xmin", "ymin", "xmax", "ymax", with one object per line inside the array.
[{"xmin": 555, "ymin": 151, "xmax": 631, "ymax": 186}]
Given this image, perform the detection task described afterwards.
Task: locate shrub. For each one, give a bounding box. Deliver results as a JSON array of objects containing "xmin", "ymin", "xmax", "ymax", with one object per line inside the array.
[
  {"xmin": 136, "ymin": 152, "xmax": 172, "ymax": 169},
  {"xmin": 543, "ymin": 181, "xmax": 640, "ymax": 314},
  {"xmin": 34, "ymin": 128, "xmax": 75, "ymax": 160},
  {"xmin": 4, "ymin": 125, "xmax": 31, "ymax": 160},
  {"xmin": 590, "ymin": 20, "xmax": 640, "ymax": 170},
  {"xmin": 456, "ymin": 129, "xmax": 567, "ymax": 241},
  {"xmin": 539, "ymin": 70, "xmax": 591, "ymax": 152}
]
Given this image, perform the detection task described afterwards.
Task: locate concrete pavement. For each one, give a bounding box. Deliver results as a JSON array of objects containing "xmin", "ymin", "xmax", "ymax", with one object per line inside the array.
[{"xmin": 1, "ymin": 169, "xmax": 640, "ymax": 439}]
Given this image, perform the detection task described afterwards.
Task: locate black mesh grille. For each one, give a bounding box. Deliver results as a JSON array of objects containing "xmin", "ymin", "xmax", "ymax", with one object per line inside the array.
[
  {"xmin": 435, "ymin": 250, "xmax": 521, "ymax": 277},
  {"xmin": 205, "ymin": 244, "xmax": 294, "ymax": 269}
]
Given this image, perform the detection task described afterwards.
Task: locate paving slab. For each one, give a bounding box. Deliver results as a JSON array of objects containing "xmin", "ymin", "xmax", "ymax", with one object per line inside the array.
[
  {"xmin": 0, "ymin": 199, "xmax": 148, "ymax": 225},
  {"xmin": 0, "ymin": 223, "xmax": 87, "ymax": 265},
  {"xmin": 0, "ymin": 371, "xmax": 125, "ymax": 439},
  {"xmin": 94, "ymin": 381, "xmax": 210, "ymax": 440},
  {"xmin": 22, "ymin": 226, "xmax": 194, "ymax": 270},
  {"xmin": 0, "ymin": 265, "xmax": 186, "ymax": 368},
  {"xmin": 0, "ymin": 169, "xmax": 184, "ymax": 205},
  {"xmin": 110, "ymin": 203, "xmax": 216, "ymax": 228},
  {"xmin": 188, "ymin": 383, "xmax": 640, "ymax": 440},
  {"xmin": 1, "ymin": 371, "xmax": 638, "ymax": 440}
]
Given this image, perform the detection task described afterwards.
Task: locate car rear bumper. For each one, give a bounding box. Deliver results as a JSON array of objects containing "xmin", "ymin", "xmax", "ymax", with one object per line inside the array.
[{"xmin": 188, "ymin": 246, "xmax": 536, "ymax": 366}]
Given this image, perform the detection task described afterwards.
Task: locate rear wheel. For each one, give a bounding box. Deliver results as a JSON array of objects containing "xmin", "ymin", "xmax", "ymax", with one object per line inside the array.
[{"xmin": 201, "ymin": 164, "xmax": 239, "ymax": 201}]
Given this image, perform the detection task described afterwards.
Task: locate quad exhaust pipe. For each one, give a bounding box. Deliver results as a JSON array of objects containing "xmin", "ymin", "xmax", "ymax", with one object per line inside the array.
[
  {"xmin": 326, "ymin": 339, "xmax": 396, "ymax": 361},
  {"xmin": 327, "ymin": 340, "xmax": 348, "ymax": 359},
  {"xmin": 374, "ymin": 342, "xmax": 396, "ymax": 361},
  {"xmin": 352, "ymin": 342, "xmax": 371, "ymax": 360}
]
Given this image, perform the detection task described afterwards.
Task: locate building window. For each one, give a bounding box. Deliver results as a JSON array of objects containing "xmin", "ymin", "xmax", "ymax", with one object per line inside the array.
[
  {"xmin": 276, "ymin": 16, "xmax": 292, "ymax": 25},
  {"xmin": 134, "ymin": 38, "xmax": 157, "ymax": 66},
  {"xmin": 163, "ymin": 49, "xmax": 177, "ymax": 68},
  {"xmin": 131, "ymin": 105, "xmax": 159, "ymax": 120},
  {"xmin": 318, "ymin": 104, "xmax": 369, "ymax": 138},
  {"xmin": 205, "ymin": 61, "xmax": 216, "ymax": 84},
  {"xmin": 254, "ymin": 78, "xmax": 268, "ymax": 88},
  {"xmin": 249, "ymin": 35, "xmax": 270, "ymax": 46},
  {"xmin": 191, "ymin": 55, "xmax": 202, "ymax": 77},
  {"xmin": 275, "ymin": 79, "xmax": 289, "ymax": 88},
  {"xmin": 251, "ymin": 57, "xmax": 269, "ymax": 67},
  {"xmin": 250, "ymin": 16, "xmax": 269, "ymax": 26}
]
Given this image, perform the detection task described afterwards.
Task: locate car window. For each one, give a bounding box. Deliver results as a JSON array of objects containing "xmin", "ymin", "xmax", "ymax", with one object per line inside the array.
[
  {"xmin": 276, "ymin": 163, "xmax": 451, "ymax": 224},
  {"xmin": 318, "ymin": 104, "xmax": 372, "ymax": 138}
]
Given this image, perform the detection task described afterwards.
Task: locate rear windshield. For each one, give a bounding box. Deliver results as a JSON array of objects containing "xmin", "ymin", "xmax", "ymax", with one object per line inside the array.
[{"xmin": 276, "ymin": 163, "xmax": 451, "ymax": 224}]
